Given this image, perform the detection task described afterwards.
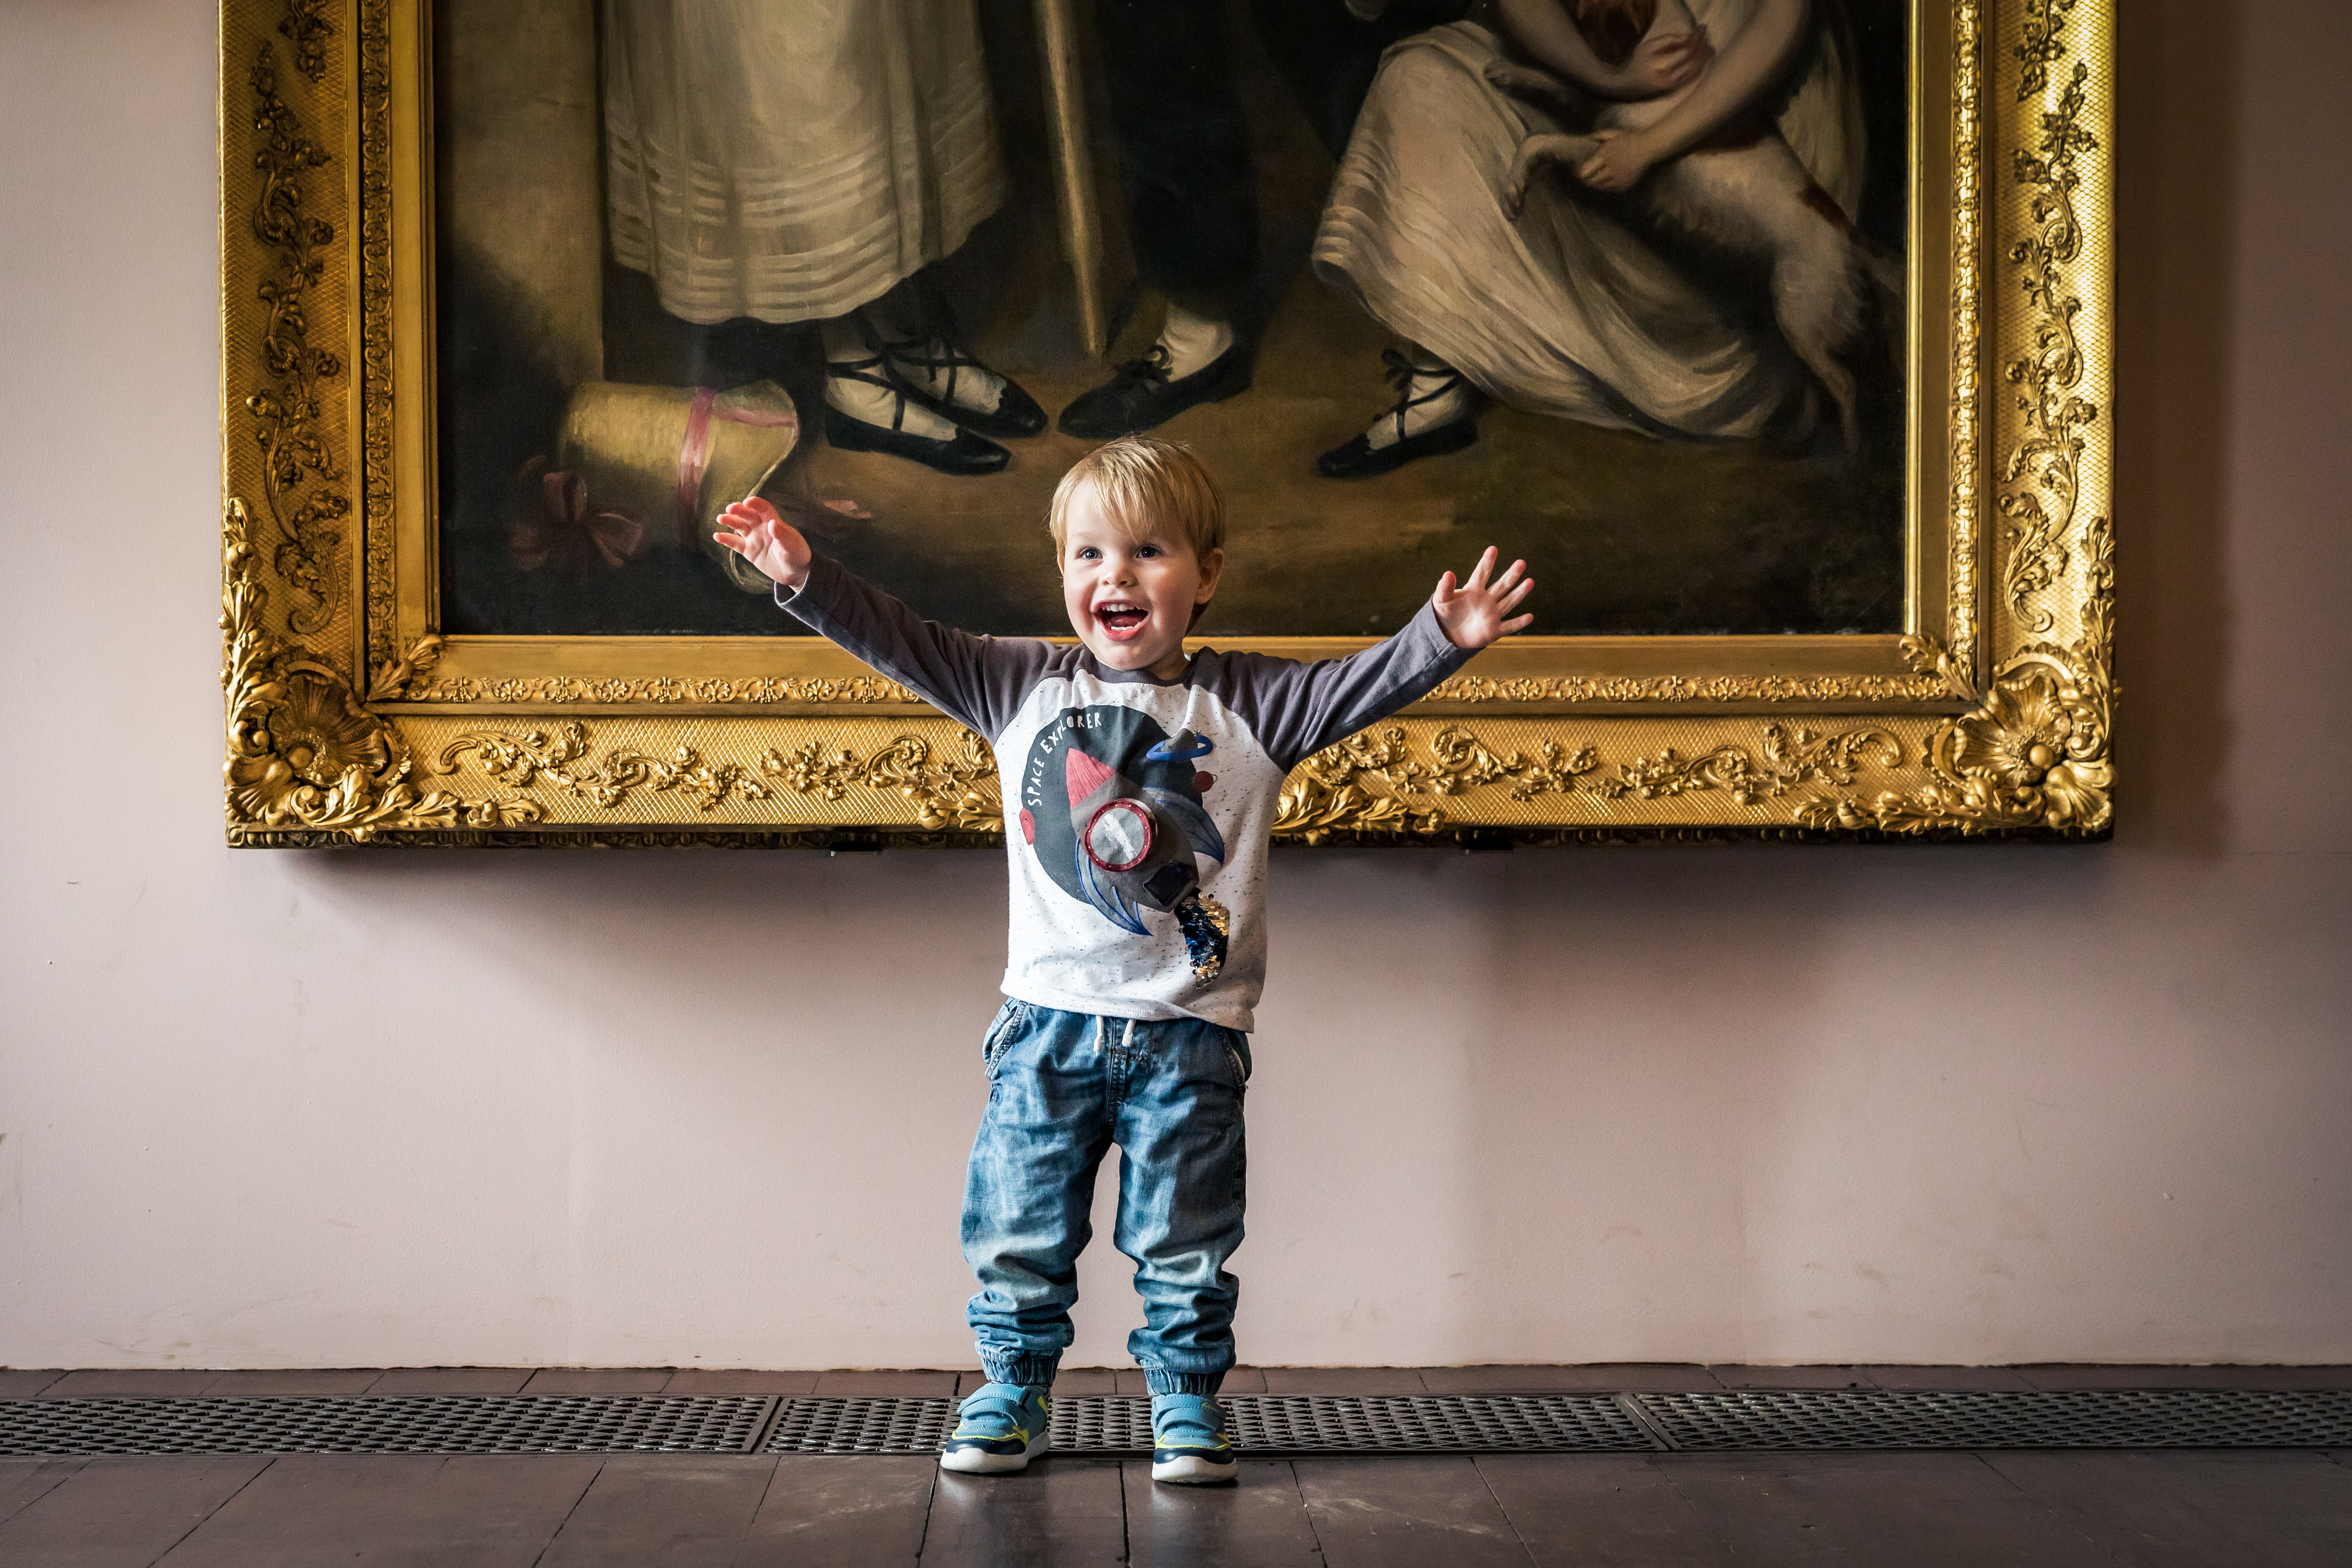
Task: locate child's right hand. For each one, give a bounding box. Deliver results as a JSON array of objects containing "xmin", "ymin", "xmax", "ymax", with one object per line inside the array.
[{"xmin": 713, "ymin": 497, "xmax": 813, "ymax": 590}]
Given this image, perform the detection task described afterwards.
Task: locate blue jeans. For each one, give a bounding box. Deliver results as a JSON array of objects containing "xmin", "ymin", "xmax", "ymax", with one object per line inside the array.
[{"xmin": 963, "ymin": 1001, "xmax": 1251, "ymax": 1396}]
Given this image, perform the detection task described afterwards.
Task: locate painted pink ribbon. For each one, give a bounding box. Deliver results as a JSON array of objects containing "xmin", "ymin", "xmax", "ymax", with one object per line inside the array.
[{"xmin": 677, "ymin": 388, "xmax": 797, "ymax": 549}]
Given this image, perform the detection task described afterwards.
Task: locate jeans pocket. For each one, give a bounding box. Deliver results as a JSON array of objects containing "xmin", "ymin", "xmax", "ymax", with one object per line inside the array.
[
  {"xmin": 980, "ymin": 1000, "xmax": 1029, "ymax": 1075},
  {"xmin": 1224, "ymin": 1041, "xmax": 1250, "ymax": 1093}
]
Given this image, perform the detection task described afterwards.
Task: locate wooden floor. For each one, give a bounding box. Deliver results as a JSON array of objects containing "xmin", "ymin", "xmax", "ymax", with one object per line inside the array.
[{"xmin": 7, "ymin": 1366, "xmax": 2352, "ymax": 1565}]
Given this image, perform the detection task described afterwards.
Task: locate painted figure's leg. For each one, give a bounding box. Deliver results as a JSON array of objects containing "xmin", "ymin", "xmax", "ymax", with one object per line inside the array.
[
  {"xmin": 1093, "ymin": 0, "xmax": 1256, "ymax": 316},
  {"xmin": 1061, "ymin": 0, "xmax": 1256, "ymax": 436},
  {"xmin": 1112, "ymin": 1019, "xmax": 1251, "ymax": 1396},
  {"xmin": 963, "ymin": 1005, "xmax": 1118, "ymax": 1389}
]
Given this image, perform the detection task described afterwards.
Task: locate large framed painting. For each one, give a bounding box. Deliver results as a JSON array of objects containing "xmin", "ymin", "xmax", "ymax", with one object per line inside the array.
[{"xmin": 220, "ymin": 0, "xmax": 2114, "ymax": 844}]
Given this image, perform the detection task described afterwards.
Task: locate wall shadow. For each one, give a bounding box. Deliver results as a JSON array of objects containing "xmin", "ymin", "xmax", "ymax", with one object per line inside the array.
[{"xmin": 2111, "ymin": 0, "xmax": 2240, "ymax": 856}]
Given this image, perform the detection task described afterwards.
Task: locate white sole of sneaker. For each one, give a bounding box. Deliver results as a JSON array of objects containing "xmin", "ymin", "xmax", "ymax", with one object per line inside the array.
[
  {"xmin": 939, "ymin": 1432, "xmax": 1045, "ymax": 1474},
  {"xmin": 1151, "ymin": 1454, "xmax": 1239, "ymax": 1485}
]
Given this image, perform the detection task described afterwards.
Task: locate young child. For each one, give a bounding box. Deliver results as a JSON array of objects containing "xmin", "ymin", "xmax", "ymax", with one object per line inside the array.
[{"xmin": 714, "ymin": 436, "xmax": 1532, "ymax": 1483}]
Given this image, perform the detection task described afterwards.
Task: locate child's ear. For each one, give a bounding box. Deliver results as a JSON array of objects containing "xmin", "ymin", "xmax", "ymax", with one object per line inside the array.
[{"xmin": 1194, "ymin": 546, "xmax": 1226, "ymax": 604}]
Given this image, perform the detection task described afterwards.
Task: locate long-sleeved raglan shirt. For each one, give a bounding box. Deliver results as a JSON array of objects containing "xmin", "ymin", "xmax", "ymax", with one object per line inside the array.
[{"xmin": 782, "ymin": 557, "xmax": 1477, "ymax": 1032}]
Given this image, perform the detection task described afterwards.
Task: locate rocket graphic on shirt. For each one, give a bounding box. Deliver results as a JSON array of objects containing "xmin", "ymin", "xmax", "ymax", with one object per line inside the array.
[{"xmin": 1017, "ymin": 706, "xmax": 1232, "ymax": 979}]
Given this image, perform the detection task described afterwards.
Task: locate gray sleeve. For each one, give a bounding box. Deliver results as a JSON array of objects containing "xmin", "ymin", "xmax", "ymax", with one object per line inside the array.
[
  {"xmin": 1217, "ymin": 601, "xmax": 1478, "ymax": 771},
  {"xmin": 777, "ymin": 555, "xmax": 1055, "ymax": 741}
]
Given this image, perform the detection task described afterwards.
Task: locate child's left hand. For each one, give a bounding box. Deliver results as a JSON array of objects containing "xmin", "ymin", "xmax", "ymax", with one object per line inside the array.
[
  {"xmin": 1577, "ymin": 128, "xmax": 1660, "ymax": 192},
  {"xmin": 1431, "ymin": 548, "xmax": 1535, "ymax": 650}
]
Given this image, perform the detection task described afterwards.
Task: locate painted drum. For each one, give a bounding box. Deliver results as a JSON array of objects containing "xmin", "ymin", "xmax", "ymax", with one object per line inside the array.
[{"xmin": 1083, "ymin": 798, "xmax": 1154, "ymax": 873}]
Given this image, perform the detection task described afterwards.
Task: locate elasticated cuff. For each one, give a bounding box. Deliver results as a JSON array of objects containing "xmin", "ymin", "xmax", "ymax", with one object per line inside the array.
[
  {"xmin": 1143, "ymin": 1370, "xmax": 1224, "ymax": 1396},
  {"xmin": 980, "ymin": 1353, "xmax": 1060, "ymax": 1389}
]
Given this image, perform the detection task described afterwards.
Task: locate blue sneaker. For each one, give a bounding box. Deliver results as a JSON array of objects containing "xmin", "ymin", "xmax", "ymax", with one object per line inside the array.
[
  {"xmin": 940, "ymin": 1383, "xmax": 1052, "ymax": 1474},
  {"xmin": 1150, "ymin": 1393, "xmax": 1238, "ymax": 1485}
]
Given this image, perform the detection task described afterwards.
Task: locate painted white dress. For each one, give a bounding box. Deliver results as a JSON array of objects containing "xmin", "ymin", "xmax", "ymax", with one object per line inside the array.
[
  {"xmin": 601, "ymin": 0, "xmax": 1006, "ymax": 326},
  {"xmin": 1312, "ymin": 2, "xmax": 1866, "ymax": 439}
]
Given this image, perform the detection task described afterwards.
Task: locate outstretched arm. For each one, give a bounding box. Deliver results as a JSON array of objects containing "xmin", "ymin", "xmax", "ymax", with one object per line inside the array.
[
  {"xmin": 1491, "ymin": 0, "xmax": 1710, "ymax": 101},
  {"xmin": 716, "ymin": 497, "xmax": 1051, "ymax": 741},
  {"xmin": 1576, "ymin": 0, "xmax": 1811, "ymax": 189},
  {"xmin": 1229, "ymin": 548, "xmax": 1535, "ymax": 769}
]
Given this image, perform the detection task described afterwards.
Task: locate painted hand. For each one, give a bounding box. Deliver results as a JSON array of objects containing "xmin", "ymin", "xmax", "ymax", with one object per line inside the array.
[
  {"xmin": 713, "ymin": 497, "xmax": 813, "ymax": 591},
  {"xmin": 1576, "ymin": 128, "xmax": 1658, "ymax": 192},
  {"xmin": 1628, "ymin": 26, "xmax": 1711, "ymax": 96},
  {"xmin": 1431, "ymin": 547, "xmax": 1535, "ymax": 650}
]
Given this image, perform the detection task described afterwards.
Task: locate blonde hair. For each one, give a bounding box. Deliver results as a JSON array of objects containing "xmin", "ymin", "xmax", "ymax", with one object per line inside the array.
[{"xmin": 1047, "ymin": 435, "xmax": 1226, "ymax": 563}]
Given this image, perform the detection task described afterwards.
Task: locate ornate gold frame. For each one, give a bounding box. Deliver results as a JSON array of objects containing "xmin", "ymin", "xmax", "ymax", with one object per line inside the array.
[{"xmin": 221, "ymin": 0, "xmax": 2114, "ymax": 847}]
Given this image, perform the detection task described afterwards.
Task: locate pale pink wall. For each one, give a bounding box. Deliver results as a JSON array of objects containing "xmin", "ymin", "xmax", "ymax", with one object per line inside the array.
[{"xmin": 2, "ymin": 0, "xmax": 2345, "ymax": 1370}]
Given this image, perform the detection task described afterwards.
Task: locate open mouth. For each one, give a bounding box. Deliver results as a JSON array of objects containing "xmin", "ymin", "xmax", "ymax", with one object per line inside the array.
[{"xmin": 1094, "ymin": 601, "xmax": 1148, "ymax": 640}]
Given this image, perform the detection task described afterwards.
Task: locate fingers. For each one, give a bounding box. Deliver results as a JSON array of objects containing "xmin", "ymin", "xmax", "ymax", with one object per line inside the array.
[
  {"xmin": 1499, "ymin": 612, "xmax": 1534, "ymax": 636},
  {"xmin": 712, "ymin": 530, "xmax": 745, "ymax": 554},
  {"xmin": 1467, "ymin": 546, "xmax": 1498, "ymax": 589},
  {"xmin": 1499, "ymin": 578, "xmax": 1534, "ymax": 611},
  {"xmin": 1433, "ymin": 569, "xmax": 1458, "ymax": 605},
  {"xmin": 1492, "ymin": 557, "xmax": 1527, "ymax": 592}
]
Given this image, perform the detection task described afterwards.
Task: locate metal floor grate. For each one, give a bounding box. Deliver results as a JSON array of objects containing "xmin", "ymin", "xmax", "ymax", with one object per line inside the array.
[
  {"xmin": 765, "ymin": 1394, "xmax": 1652, "ymax": 1455},
  {"xmin": 1636, "ymin": 1389, "xmax": 2352, "ymax": 1451},
  {"xmin": 7, "ymin": 1390, "xmax": 2349, "ymax": 1458},
  {"xmin": 0, "ymin": 1396, "xmax": 776, "ymax": 1457}
]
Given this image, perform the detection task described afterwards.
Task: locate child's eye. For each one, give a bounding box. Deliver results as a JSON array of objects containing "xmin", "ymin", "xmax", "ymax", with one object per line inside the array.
[{"xmin": 1136, "ymin": 545, "xmax": 1161, "ymax": 558}]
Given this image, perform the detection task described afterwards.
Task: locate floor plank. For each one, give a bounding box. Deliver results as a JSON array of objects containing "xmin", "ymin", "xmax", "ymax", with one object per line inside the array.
[
  {"xmin": 1262, "ymin": 1368, "xmax": 1428, "ymax": 1396},
  {"xmin": 0, "ymin": 1455, "xmax": 269, "ymax": 1565},
  {"xmin": 537, "ymin": 1455, "xmax": 775, "ymax": 1566},
  {"xmin": 813, "ymin": 1370, "xmax": 959, "ymax": 1396},
  {"xmin": 1419, "ymin": 1365, "xmax": 1722, "ymax": 1394},
  {"xmin": 518, "ymin": 1368, "xmax": 673, "ymax": 1395},
  {"xmin": 1705, "ymin": 1365, "xmax": 1872, "ymax": 1390},
  {"xmin": 1658, "ymin": 1452, "xmax": 2109, "ymax": 1567},
  {"xmin": 0, "ymin": 1370, "xmax": 67, "ymax": 1399},
  {"xmin": 203, "ymin": 1370, "xmax": 382, "ymax": 1397},
  {"xmin": 920, "ymin": 1457, "xmax": 1128, "ymax": 1566},
  {"xmin": 1124, "ymin": 1457, "xmax": 1323, "ymax": 1567},
  {"xmin": 736, "ymin": 1455, "xmax": 935, "ymax": 1566},
  {"xmin": 153, "ymin": 1453, "xmax": 601, "ymax": 1567},
  {"xmin": 38, "ymin": 1370, "xmax": 223, "ymax": 1398},
  {"xmin": 0, "ymin": 1457, "xmax": 89, "ymax": 1526},
  {"xmin": 1860, "ymin": 1365, "xmax": 2039, "ymax": 1390},
  {"xmin": 1478, "ymin": 1454, "xmax": 1731, "ymax": 1566},
  {"xmin": 1986, "ymin": 1449, "xmax": 2352, "ymax": 1567},
  {"xmin": 1294, "ymin": 1454, "xmax": 1532, "ymax": 1567},
  {"xmin": 364, "ymin": 1367, "xmax": 535, "ymax": 1395},
  {"xmin": 661, "ymin": 1368, "xmax": 820, "ymax": 1395}
]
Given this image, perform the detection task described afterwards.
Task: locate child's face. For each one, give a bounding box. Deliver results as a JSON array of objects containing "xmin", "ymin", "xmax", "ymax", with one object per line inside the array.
[{"xmin": 1058, "ymin": 481, "xmax": 1224, "ymax": 678}]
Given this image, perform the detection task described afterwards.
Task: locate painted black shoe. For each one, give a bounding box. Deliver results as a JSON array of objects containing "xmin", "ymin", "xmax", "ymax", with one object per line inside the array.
[
  {"xmin": 823, "ymin": 402, "xmax": 1009, "ymax": 476},
  {"xmin": 879, "ymin": 335, "xmax": 1049, "ymax": 440},
  {"xmin": 1318, "ymin": 349, "xmax": 1479, "ymax": 478},
  {"xmin": 1316, "ymin": 417, "xmax": 1478, "ymax": 478},
  {"xmin": 1058, "ymin": 344, "xmax": 1253, "ymax": 439}
]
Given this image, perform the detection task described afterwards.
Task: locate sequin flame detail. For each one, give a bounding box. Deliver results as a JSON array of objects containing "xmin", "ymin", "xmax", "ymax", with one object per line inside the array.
[{"xmin": 1175, "ymin": 891, "xmax": 1231, "ymax": 981}]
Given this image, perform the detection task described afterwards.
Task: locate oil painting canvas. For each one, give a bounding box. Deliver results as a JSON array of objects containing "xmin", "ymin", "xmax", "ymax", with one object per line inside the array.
[{"xmin": 433, "ymin": 0, "xmax": 1911, "ymax": 643}]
